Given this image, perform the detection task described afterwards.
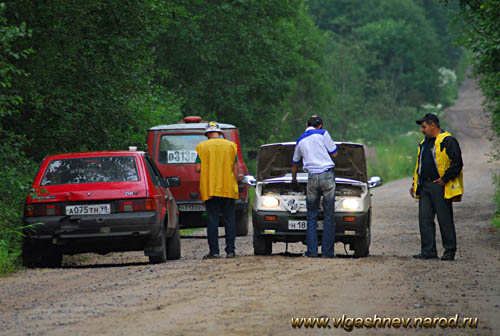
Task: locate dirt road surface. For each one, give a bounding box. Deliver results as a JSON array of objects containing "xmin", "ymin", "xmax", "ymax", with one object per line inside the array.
[{"xmin": 1, "ymin": 76, "xmax": 499, "ymax": 335}]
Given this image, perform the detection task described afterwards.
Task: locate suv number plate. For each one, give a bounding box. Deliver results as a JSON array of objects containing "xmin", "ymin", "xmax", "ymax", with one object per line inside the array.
[
  {"xmin": 178, "ymin": 204, "xmax": 205, "ymax": 212},
  {"xmin": 66, "ymin": 204, "xmax": 111, "ymax": 215},
  {"xmin": 288, "ymin": 220, "xmax": 324, "ymax": 230}
]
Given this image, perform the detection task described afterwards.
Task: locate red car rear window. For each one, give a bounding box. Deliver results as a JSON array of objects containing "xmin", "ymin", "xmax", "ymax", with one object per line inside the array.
[{"xmin": 41, "ymin": 156, "xmax": 139, "ymax": 185}]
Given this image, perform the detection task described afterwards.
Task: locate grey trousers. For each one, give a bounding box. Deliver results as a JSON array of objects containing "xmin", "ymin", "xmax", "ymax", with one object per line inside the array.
[{"xmin": 418, "ymin": 180, "xmax": 457, "ymax": 256}]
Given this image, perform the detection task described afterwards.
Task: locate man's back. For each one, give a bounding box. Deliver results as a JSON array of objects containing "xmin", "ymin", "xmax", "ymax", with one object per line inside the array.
[
  {"xmin": 195, "ymin": 138, "xmax": 238, "ymax": 201},
  {"xmin": 293, "ymin": 127, "xmax": 337, "ymax": 174}
]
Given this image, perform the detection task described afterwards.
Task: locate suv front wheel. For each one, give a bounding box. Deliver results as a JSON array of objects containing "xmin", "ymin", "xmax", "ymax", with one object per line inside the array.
[
  {"xmin": 253, "ymin": 230, "xmax": 272, "ymax": 255},
  {"xmin": 353, "ymin": 225, "xmax": 370, "ymax": 258}
]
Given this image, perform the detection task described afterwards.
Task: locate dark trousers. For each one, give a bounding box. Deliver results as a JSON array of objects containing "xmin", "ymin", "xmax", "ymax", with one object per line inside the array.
[
  {"xmin": 205, "ymin": 197, "xmax": 236, "ymax": 255},
  {"xmin": 418, "ymin": 180, "xmax": 457, "ymax": 257}
]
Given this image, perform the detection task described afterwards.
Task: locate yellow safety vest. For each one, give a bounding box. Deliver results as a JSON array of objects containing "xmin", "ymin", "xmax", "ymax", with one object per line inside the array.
[
  {"xmin": 195, "ymin": 138, "xmax": 238, "ymax": 202},
  {"xmin": 412, "ymin": 131, "xmax": 464, "ymax": 201}
]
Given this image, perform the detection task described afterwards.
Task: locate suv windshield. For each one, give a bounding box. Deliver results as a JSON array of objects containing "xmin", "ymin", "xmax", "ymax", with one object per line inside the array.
[
  {"xmin": 41, "ymin": 156, "xmax": 139, "ymax": 185},
  {"xmin": 159, "ymin": 134, "xmax": 206, "ymax": 164}
]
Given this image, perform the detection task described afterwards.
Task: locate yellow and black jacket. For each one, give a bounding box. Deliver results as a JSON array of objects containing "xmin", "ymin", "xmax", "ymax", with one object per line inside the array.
[{"xmin": 412, "ymin": 130, "xmax": 464, "ymax": 201}]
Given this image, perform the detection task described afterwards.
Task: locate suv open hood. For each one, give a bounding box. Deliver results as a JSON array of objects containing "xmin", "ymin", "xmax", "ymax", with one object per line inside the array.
[{"xmin": 256, "ymin": 142, "xmax": 367, "ymax": 183}]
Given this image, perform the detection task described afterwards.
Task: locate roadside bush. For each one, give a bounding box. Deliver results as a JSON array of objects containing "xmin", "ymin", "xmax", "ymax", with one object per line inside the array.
[
  {"xmin": 0, "ymin": 133, "xmax": 37, "ymax": 275},
  {"xmin": 493, "ymin": 174, "xmax": 500, "ymax": 229}
]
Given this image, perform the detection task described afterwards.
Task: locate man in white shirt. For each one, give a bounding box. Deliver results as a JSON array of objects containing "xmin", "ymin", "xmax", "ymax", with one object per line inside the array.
[{"xmin": 292, "ymin": 115, "xmax": 338, "ymax": 258}]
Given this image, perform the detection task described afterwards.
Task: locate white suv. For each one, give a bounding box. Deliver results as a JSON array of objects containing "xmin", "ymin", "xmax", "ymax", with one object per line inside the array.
[{"xmin": 244, "ymin": 142, "xmax": 382, "ymax": 257}]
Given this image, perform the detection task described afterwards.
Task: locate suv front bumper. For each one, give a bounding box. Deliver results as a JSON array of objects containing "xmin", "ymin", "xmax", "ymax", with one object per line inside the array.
[{"xmin": 252, "ymin": 209, "xmax": 370, "ymax": 245}]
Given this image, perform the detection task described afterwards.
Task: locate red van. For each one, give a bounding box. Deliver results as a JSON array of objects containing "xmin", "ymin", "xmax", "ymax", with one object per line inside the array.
[{"xmin": 146, "ymin": 116, "xmax": 250, "ymax": 236}]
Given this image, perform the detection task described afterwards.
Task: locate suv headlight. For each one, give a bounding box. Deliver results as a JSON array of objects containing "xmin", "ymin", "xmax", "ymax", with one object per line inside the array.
[
  {"xmin": 341, "ymin": 198, "xmax": 360, "ymax": 210},
  {"xmin": 261, "ymin": 196, "xmax": 280, "ymax": 209}
]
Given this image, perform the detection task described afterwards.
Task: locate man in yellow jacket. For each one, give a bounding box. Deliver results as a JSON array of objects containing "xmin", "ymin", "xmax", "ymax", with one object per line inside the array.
[
  {"xmin": 409, "ymin": 113, "xmax": 463, "ymax": 261},
  {"xmin": 195, "ymin": 121, "xmax": 241, "ymax": 259}
]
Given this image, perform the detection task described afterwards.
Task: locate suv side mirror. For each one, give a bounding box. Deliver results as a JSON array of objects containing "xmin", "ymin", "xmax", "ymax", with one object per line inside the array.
[
  {"xmin": 165, "ymin": 176, "xmax": 181, "ymax": 187},
  {"xmin": 368, "ymin": 176, "xmax": 383, "ymax": 189},
  {"xmin": 247, "ymin": 151, "xmax": 257, "ymax": 160},
  {"xmin": 241, "ymin": 175, "xmax": 256, "ymax": 187}
]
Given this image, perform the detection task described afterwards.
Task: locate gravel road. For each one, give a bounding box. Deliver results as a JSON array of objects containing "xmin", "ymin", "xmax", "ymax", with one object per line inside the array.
[{"xmin": 1, "ymin": 76, "xmax": 499, "ymax": 335}]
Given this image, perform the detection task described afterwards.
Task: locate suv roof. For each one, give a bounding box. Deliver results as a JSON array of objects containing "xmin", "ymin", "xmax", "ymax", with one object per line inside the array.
[{"xmin": 148, "ymin": 123, "xmax": 236, "ymax": 131}]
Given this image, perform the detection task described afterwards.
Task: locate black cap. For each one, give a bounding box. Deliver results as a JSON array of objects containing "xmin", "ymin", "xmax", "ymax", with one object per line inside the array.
[
  {"xmin": 416, "ymin": 113, "xmax": 439, "ymax": 125},
  {"xmin": 307, "ymin": 115, "xmax": 323, "ymax": 127}
]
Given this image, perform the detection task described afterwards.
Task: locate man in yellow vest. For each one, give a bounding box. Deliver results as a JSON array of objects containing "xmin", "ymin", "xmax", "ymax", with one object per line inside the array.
[
  {"xmin": 409, "ymin": 113, "xmax": 464, "ymax": 261},
  {"xmin": 195, "ymin": 121, "xmax": 241, "ymax": 259}
]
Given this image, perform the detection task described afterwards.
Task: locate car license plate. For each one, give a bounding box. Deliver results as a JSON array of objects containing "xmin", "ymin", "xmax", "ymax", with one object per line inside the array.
[
  {"xmin": 288, "ymin": 220, "xmax": 324, "ymax": 230},
  {"xmin": 167, "ymin": 150, "xmax": 198, "ymax": 164},
  {"xmin": 66, "ymin": 204, "xmax": 111, "ymax": 215},
  {"xmin": 179, "ymin": 203, "xmax": 205, "ymax": 212}
]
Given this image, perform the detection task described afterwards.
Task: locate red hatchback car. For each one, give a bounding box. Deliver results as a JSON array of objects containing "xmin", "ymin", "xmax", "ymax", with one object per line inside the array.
[{"xmin": 22, "ymin": 150, "xmax": 180, "ymax": 268}]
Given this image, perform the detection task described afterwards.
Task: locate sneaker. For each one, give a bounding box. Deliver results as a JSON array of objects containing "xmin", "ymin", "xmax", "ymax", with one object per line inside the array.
[
  {"xmin": 226, "ymin": 252, "xmax": 235, "ymax": 258},
  {"xmin": 203, "ymin": 253, "xmax": 220, "ymax": 259}
]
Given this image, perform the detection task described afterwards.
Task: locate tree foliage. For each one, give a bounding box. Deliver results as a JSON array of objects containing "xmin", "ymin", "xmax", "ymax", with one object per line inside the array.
[
  {"xmin": 448, "ymin": 0, "xmax": 500, "ymax": 224},
  {"xmin": 155, "ymin": 0, "xmax": 325, "ymax": 145},
  {"xmin": 450, "ymin": 0, "xmax": 500, "ymax": 138},
  {"xmin": 0, "ymin": 2, "xmax": 32, "ymax": 118},
  {"xmin": 307, "ymin": 0, "xmax": 462, "ymax": 141},
  {"xmin": 2, "ymin": 0, "xmax": 182, "ymax": 161}
]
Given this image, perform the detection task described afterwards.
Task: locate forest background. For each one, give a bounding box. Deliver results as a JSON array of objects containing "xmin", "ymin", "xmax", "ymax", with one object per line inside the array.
[{"xmin": 1, "ymin": 0, "xmax": 498, "ymax": 273}]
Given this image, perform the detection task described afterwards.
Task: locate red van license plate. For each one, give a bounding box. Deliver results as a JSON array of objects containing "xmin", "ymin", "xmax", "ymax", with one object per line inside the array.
[{"xmin": 179, "ymin": 204, "xmax": 205, "ymax": 212}]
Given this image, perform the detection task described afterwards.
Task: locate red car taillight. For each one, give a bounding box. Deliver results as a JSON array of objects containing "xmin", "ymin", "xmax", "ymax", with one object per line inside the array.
[
  {"xmin": 24, "ymin": 204, "xmax": 34, "ymax": 217},
  {"xmin": 118, "ymin": 199, "xmax": 155, "ymax": 212},
  {"xmin": 24, "ymin": 204, "xmax": 62, "ymax": 217}
]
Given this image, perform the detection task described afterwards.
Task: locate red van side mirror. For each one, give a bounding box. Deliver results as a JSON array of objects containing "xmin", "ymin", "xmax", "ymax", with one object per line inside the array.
[{"xmin": 165, "ymin": 176, "xmax": 181, "ymax": 187}]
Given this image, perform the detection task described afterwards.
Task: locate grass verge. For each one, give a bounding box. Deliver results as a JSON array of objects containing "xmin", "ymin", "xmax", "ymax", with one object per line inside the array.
[
  {"xmin": 180, "ymin": 228, "xmax": 205, "ymax": 235},
  {"xmin": 365, "ymin": 132, "xmax": 423, "ymax": 183},
  {"xmin": 493, "ymin": 174, "xmax": 500, "ymax": 229}
]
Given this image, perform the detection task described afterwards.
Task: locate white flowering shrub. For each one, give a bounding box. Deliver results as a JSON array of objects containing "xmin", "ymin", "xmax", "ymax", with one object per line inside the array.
[{"xmin": 438, "ymin": 67, "xmax": 457, "ymax": 87}]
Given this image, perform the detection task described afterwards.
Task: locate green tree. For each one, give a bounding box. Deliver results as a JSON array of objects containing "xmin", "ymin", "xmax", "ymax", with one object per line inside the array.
[
  {"xmin": 0, "ymin": 2, "xmax": 31, "ymax": 118},
  {"xmin": 306, "ymin": 0, "xmax": 462, "ymax": 142},
  {"xmin": 3, "ymin": 0, "xmax": 181, "ymax": 161},
  {"xmin": 155, "ymin": 0, "xmax": 325, "ymax": 147},
  {"xmin": 449, "ymin": 0, "xmax": 500, "ymax": 224},
  {"xmin": 0, "ymin": 2, "xmax": 36, "ymax": 273},
  {"xmin": 451, "ymin": 0, "xmax": 499, "ymax": 136}
]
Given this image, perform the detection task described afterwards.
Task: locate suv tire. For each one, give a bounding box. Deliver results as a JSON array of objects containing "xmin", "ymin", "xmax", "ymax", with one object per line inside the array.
[
  {"xmin": 253, "ymin": 230, "xmax": 272, "ymax": 255},
  {"xmin": 353, "ymin": 226, "xmax": 370, "ymax": 258}
]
